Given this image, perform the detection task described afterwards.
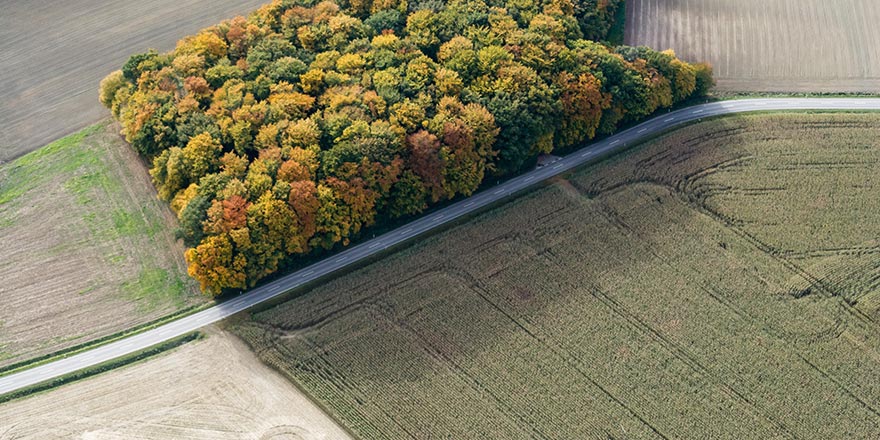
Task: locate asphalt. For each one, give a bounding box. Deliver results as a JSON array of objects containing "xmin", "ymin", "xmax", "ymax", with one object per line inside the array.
[{"xmin": 1, "ymin": 98, "xmax": 879, "ymax": 396}]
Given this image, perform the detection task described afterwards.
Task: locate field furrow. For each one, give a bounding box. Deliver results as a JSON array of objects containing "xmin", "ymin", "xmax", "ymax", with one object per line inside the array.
[
  {"xmin": 0, "ymin": 0, "xmax": 269, "ymax": 161},
  {"xmin": 233, "ymin": 113, "xmax": 880, "ymax": 438},
  {"xmin": 625, "ymin": 0, "xmax": 880, "ymax": 92}
]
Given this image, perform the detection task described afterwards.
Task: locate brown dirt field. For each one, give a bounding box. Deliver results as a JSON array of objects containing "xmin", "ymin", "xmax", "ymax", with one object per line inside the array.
[
  {"xmin": 233, "ymin": 113, "xmax": 880, "ymax": 439},
  {"xmin": 624, "ymin": 0, "xmax": 880, "ymax": 92},
  {"xmin": 0, "ymin": 328, "xmax": 352, "ymax": 440},
  {"xmin": 0, "ymin": 122, "xmax": 206, "ymax": 368},
  {"xmin": 0, "ymin": 0, "xmax": 268, "ymax": 163}
]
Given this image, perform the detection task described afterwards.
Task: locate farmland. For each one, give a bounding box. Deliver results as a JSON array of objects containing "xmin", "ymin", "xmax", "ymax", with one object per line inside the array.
[
  {"xmin": 100, "ymin": 0, "xmax": 707, "ymax": 295},
  {"xmin": 625, "ymin": 0, "xmax": 880, "ymax": 93},
  {"xmin": 0, "ymin": 123, "xmax": 205, "ymax": 368},
  {"xmin": 0, "ymin": 329, "xmax": 352, "ymax": 439},
  {"xmin": 233, "ymin": 113, "xmax": 880, "ymax": 438},
  {"xmin": 0, "ymin": 0, "xmax": 267, "ymax": 162}
]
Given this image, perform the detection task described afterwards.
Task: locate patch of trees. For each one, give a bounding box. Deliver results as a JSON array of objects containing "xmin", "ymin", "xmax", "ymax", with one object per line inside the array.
[
  {"xmin": 100, "ymin": 0, "xmax": 713, "ymax": 294},
  {"xmin": 572, "ymin": 0, "xmax": 625, "ymax": 41}
]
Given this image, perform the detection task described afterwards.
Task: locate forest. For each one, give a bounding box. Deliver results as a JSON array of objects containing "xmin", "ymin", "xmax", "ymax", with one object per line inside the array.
[{"xmin": 100, "ymin": 0, "xmax": 713, "ymax": 294}]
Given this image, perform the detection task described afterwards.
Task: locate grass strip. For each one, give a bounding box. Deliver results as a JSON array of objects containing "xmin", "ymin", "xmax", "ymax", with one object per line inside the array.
[
  {"xmin": 0, "ymin": 332, "xmax": 202, "ymax": 404},
  {"xmin": 0, "ymin": 303, "xmax": 210, "ymax": 378}
]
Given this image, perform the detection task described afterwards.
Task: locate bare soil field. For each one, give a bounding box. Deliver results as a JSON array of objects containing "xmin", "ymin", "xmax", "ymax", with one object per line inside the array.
[
  {"xmin": 233, "ymin": 113, "xmax": 880, "ymax": 438},
  {"xmin": 625, "ymin": 0, "xmax": 880, "ymax": 92},
  {"xmin": 0, "ymin": 328, "xmax": 352, "ymax": 440},
  {"xmin": 0, "ymin": 0, "xmax": 267, "ymax": 163},
  {"xmin": 0, "ymin": 123, "xmax": 206, "ymax": 367}
]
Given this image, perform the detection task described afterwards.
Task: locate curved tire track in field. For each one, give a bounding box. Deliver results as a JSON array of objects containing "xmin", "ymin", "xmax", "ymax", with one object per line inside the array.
[{"xmin": 2, "ymin": 98, "xmax": 880, "ymax": 396}]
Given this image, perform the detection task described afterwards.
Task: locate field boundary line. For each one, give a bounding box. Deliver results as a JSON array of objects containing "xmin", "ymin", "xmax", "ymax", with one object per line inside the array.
[
  {"xmin": 0, "ymin": 332, "xmax": 202, "ymax": 404},
  {"xmin": 227, "ymin": 321, "xmax": 367, "ymax": 440},
  {"xmin": 3, "ymin": 99, "xmax": 880, "ymax": 396},
  {"xmin": 0, "ymin": 303, "xmax": 210, "ymax": 378}
]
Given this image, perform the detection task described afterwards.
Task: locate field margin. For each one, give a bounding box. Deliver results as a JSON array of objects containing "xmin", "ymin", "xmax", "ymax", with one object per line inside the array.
[
  {"xmin": 0, "ymin": 332, "xmax": 202, "ymax": 404},
  {"xmin": 241, "ymin": 106, "xmax": 880, "ymax": 316},
  {"xmin": 0, "ymin": 303, "xmax": 209, "ymax": 379}
]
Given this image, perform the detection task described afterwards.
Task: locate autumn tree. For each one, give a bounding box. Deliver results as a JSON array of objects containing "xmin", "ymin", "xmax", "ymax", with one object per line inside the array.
[
  {"xmin": 98, "ymin": 70, "xmax": 127, "ymax": 109},
  {"xmin": 245, "ymin": 191, "xmax": 301, "ymax": 282},
  {"xmin": 571, "ymin": 0, "xmax": 624, "ymax": 40},
  {"xmin": 101, "ymin": 0, "xmax": 711, "ymax": 294},
  {"xmin": 552, "ymin": 71, "xmax": 606, "ymax": 149},
  {"xmin": 185, "ymin": 233, "xmax": 247, "ymax": 294},
  {"xmin": 694, "ymin": 62, "xmax": 715, "ymax": 97}
]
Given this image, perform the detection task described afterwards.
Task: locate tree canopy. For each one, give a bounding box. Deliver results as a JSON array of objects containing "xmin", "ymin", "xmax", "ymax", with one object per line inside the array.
[{"xmin": 101, "ymin": 0, "xmax": 713, "ymax": 294}]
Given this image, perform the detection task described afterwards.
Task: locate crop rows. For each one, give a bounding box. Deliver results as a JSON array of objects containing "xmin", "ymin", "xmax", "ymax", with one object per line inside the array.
[
  {"xmin": 234, "ymin": 114, "xmax": 880, "ymax": 438},
  {"xmin": 625, "ymin": 0, "xmax": 880, "ymax": 92}
]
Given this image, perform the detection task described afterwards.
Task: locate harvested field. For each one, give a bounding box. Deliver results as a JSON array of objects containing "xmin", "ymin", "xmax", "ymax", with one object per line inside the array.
[
  {"xmin": 625, "ymin": 0, "xmax": 880, "ymax": 93},
  {"xmin": 234, "ymin": 113, "xmax": 880, "ymax": 438},
  {"xmin": 0, "ymin": 123, "xmax": 206, "ymax": 367},
  {"xmin": 0, "ymin": 328, "xmax": 352, "ymax": 440},
  {"xmin": 0, "ymin": 0, "xmax": 267, "ymax": 162}
]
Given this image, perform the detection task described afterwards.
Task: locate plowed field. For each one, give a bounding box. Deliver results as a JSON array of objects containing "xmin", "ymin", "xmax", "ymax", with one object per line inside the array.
[
  {"xmin": 625, "ymin": 0, "xmax": 880, "ymax": 92},
  {"xmin": 0, "ymin": 0, "xmax": 267, "ymax": 162},
  {"xmin": 0, "ymin": 123, "xmax": 205, "ymax": 367}
]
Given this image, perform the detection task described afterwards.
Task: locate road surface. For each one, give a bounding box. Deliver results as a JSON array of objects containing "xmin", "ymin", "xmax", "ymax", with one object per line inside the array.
[{"xmin": 1, "ymin": 98, "xmax": 879, "ymax": 396}]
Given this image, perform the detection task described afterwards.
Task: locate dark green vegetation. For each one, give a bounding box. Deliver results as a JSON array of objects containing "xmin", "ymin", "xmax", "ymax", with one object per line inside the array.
[
  {"xmin": 234, "ymin": 113, "xmax": 880, "ymax": 438},
  {"xmin": 0, "ymin": 123, "xmax": 203, "ymax": 368},
  {"xmin": 101, "ymin": 0, "xmax": 711, "ymax": 294},
  {"xmin": 604, "ymin": 0, "xmax": 626, "ymax": 45}
]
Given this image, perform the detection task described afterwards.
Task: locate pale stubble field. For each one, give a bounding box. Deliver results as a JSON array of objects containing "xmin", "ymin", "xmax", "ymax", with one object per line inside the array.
[{"xmin": 0, "ymin": 328, "xmax": 352, "ymax": 440}]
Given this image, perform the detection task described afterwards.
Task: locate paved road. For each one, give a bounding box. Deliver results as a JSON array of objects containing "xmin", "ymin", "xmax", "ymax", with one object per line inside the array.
[{"xmin": 2, "ymin": 98, "xmax": 879, "ymax": 396}]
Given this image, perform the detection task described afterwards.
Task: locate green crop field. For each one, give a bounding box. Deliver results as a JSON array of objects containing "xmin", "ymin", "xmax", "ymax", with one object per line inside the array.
[{"xmin": 233, "ymin": 113, "xmax": 880, "ymax": 439}]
